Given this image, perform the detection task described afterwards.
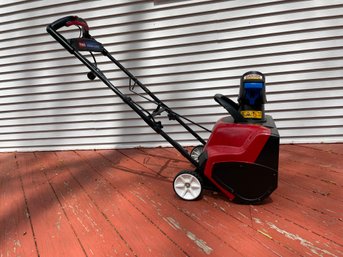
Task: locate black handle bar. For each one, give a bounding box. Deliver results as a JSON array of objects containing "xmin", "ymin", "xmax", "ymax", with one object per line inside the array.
[
  {"xmin": 46, "ymin": 15, "xmax": 205, "ymax": 166},
  {"xmin": 46, "ymin": 16, "xmax": 91, "ymax": 54}
]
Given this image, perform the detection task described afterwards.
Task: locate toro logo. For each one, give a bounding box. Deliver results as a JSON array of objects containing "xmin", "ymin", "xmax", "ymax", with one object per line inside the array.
[{"xmin": 78, "ymin": 41, "xmax": 86, "ymax": 48}]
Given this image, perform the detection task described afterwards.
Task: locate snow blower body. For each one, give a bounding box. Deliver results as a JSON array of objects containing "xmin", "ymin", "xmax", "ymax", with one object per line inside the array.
[{"xmin": 47, "ymin": 16, "xmax": 279, "ymax": 204}]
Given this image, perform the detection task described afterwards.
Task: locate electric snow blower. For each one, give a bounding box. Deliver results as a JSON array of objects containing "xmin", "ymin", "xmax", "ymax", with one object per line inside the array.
[{"xmin": 47, "ymin": 16, "xmax": 279, "ymax": 204}]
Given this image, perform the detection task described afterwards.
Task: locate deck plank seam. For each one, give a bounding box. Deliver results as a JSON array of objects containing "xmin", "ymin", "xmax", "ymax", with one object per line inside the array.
[
  {"xmin": 33, "ymin": 152, "xmax": 89, "ymax": 257},
  {"xmin": 118, "ymin": 149, "xmax": 277, "ymax": 256},
  {"xmin": 296, "ymin": 144, "xmax": 343, "ymax": 156},
  {"xmin": 201, "ymin": 196, "xmax": 302, "ymax": 256},
  {"xmin": 15, "ymin": 152, "xmax": 41, "ymax": 257},
  {"xmin": 260, "ymin": 202, "xmax": 343, "ymax": 248},
  {"xmin": 66, "ymin": 150, "xmax": 138, "ymax": 257},
  {"xmin": 91, "ymin": 150, "xmax": 193, "ymax": 257}
]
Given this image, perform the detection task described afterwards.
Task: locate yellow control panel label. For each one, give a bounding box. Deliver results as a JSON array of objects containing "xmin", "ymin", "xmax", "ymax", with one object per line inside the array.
[{"xmin": 241, "ymin": 110, "xmax": 262, "ymax": 119}]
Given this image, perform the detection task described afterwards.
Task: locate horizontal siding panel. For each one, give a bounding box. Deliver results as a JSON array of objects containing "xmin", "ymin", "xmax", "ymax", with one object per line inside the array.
[
  {"xmin": 2, "ymin": 65, "xmax": 342, "ymax": 92},
  {"xmin": 0, "ymin": 1, "xmax": 28, "ymax": 5},
  {"xmin": 0, "ymin": 131, "xmax": 210, "ymax": 148},
  {"xmin": 1, "ymin": 106, "xmax": 342, "ymax": 128},
  {"xmin": 0, "ymin": 123, "xmax": 208, "ymax": 141},
  {"xmin": 2, "ymin": 46, "xmax": 343, "ymax": 75},
  {"xmin": 0, "ymin": 1, "xmax": 151, "ymax": 24},
  {"xmin": 4, "ymin": 5, "xmax": 341, "ymax": 55},
  {"xmin": 3, "ymin": 51, "xmax": 343, "ymax": 82},
  {"xmin": 0, "ymin": 0, "xmax": 342, "ymax": 151},
  {"xmin": 0, "ymin": 0, "xmax": 299, "ymax": 27},
  {"xmin": 0, "ymin": 0, "xmax": 140, "ymax": 16},
  {"xmin": 279, "ymin": 127, "xmax": 343, "ymax": 138},
  {"xmin": 1, "ymin": 76, "xmax": 343, "ymax": 107},
  {"xmin": 3, "ymin": 6, "xmax": 343, "ymax": 49},
  {"xmin": 1, "ymin": 82, "xmax": 343, "ymax": 111},
  {"xmin": 1, "ymin": 116, "xmax": 341, "ymax": 137},
  {"xmin": 3, "ymin": 125, "xmax": 342, "ymax": 146},
  {"xmin": 2, "ymin": 23, "xmax": 343, "ymax": 58},
  {"xmin": 0, "ymin": 107, "xmax": 221, "ymax": 128},
  {"xmin": 2, "ymin": 125, "xmax": 342, "ymax": 145},
  {"xmin": 2, "ymin": 36, "xmax": 343, "ymax": 71},
  {"xmin": 1, "ymin": 0, "xmax": 340, "ymax": 35},
  {"xmin": 1, "ymin": 100, "xmax": 341, "ymax": 128}
]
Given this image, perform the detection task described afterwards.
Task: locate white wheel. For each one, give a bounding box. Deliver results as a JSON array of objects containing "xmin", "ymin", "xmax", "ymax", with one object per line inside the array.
[
  {"xmin": 173, "ymin": 170, "xmax": 203, "ymax": 201},
  {"xmin": 190, "ymin": 145, "xmax": 204, "ymax": 162}
]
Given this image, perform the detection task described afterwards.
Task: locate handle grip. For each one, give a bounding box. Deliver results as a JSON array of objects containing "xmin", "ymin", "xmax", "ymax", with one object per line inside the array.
[
  {"xmin": 66, "ymin": 17, "xmax": 89, "ymax": 30},
  {"xmin": 48, "ymin": 16, "xmax": 90, "ymax": 37},
  {"xmin": 47, "ymin": 16, "xmax": 91, "ymax": 54},
  {"xmin": 214, "ymin": 94, "xmax": 245, "ymax": 123}
]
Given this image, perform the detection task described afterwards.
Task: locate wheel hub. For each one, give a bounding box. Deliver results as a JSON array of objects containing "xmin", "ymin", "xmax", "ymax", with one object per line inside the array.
[{"xmin": 173, "ymin": 171, "xmax": 203, "ymax": 201}]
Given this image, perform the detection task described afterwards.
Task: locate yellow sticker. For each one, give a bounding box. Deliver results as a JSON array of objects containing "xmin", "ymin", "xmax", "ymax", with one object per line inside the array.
[
  {"xmin": 241, "ymin": 110, "xmax": 262, "ymax": 119},
  {"xmin": 243, "ymin": 74, "xmax": 263, "ymax": 80}
]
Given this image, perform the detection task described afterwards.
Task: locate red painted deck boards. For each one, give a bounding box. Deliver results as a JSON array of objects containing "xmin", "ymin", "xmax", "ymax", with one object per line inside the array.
[
  {"xmin": 0, "ymin": 144, "xmax": 342, "ymax": 257},
  {"xmin": 0, "ymin": 153, "xmax": 36, "ymax": 257},
  {"xmin": 15, "ymin": 153, "xmax": 86, "ymax": 257}
]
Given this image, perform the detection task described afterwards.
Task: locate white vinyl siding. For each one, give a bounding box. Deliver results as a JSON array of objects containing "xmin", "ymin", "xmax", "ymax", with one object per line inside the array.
[{"xmin": 0, "ymin": 0, "xmax": 342, "ymax": 151}]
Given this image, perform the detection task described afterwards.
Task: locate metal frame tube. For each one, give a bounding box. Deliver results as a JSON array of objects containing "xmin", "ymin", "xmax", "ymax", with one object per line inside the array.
[{"xmin": 47, "ymin": 21, "xmax": 205, "ymax": 167}]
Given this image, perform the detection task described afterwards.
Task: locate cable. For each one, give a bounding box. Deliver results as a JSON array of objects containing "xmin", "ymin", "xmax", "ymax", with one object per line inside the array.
[
  {"xmin": 128, "ymin": 79, "xmax": 211, "ymax": 133},
  {"xmin": 170, "ymin": 111, "xmax": 212, "ymax": 133},
  {"xmin": 90, "ymin": 51, "xmax": 97, "ymax": 66},
  {"xmin": 77, "ymin": 25, "xmax": 82, "ymax": 38}
]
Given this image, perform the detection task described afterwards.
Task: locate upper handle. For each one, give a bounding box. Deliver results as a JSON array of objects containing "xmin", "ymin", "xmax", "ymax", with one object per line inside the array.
[{"xmin": 48, "ymin": 16, "xmax": 90, "ymax": 37}]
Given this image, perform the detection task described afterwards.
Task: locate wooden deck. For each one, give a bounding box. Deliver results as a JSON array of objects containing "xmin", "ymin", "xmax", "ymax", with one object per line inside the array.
[{"xmin": 0, "ymin": 144, "xmax": 342, "ymax": 257}]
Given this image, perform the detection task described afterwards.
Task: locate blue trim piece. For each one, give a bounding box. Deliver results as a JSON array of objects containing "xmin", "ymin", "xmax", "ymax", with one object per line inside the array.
[{"xmin": 244, "ymin": 82, "xmax": 264, "ymax": 89}]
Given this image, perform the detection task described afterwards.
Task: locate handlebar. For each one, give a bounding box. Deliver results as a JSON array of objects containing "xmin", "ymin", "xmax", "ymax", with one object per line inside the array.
[
  {"xmin": 47, "ymin": 15, "xmax": 92, "ymax": 54},
  {"xmin": 48, "ymin": 16, "xmax": 90, "ymax": 38}
]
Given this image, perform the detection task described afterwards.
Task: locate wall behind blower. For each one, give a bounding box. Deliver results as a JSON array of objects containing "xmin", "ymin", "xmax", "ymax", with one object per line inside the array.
[{"xmin": 0, "ymin": 0, "xmax": 342, "ymax": 151}]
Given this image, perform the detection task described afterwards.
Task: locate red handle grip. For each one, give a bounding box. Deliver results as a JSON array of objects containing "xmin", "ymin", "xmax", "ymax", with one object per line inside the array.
[
  {"xmin": 66, "ymin": 17, "xmax": 89, "ymax": 31},
  {"xmin": 48, "ymin": 16, "xmax": 90, "ymax": 35}
]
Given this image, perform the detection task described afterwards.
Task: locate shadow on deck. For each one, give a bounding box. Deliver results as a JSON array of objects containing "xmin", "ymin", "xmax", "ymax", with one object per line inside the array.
[{"xmin": 0, "ymin": 144, "xmax": 342, "ymax": 256}]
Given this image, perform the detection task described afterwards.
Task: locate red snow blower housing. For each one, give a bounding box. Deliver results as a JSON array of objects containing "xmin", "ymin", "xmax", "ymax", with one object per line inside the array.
[
  {"xmin": 197, "ymin": 71, "xmax": 279, "ymax": 203},
  {"xmin": 47, "ymin": 16, "xmax": 279, "ymax": 204}
]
